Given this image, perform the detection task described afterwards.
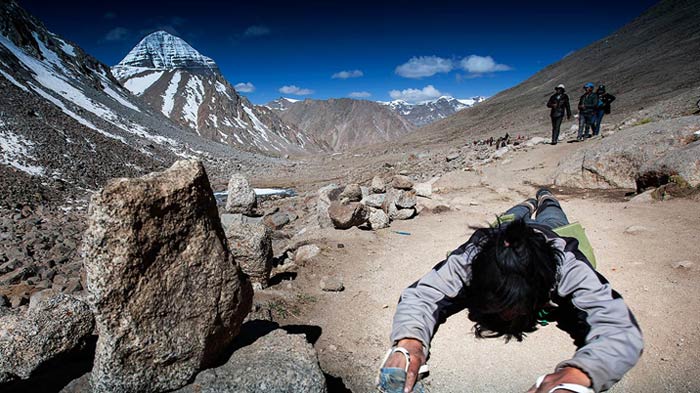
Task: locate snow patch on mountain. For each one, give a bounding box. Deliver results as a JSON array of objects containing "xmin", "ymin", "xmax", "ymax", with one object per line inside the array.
[
  {"xmin": 380, "ymin": 95, "xmax": 487, "ymax": 127},
  {"xmin": 162, "ymin": 71, "xmax": 181, "ymax": 117},
  {"xmin": 123, "ymin": 71, "xmax": 163, "ymax": 96}
]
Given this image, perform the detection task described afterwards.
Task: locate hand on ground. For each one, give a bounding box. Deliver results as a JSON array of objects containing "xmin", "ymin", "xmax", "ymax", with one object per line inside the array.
[
  {"xmin": 526, "ymin": 367, "xmax": 591, "ymax": 393},
  {"xmin": 382, "ymin": 338, "xmax": 425, "ymax": 393}
]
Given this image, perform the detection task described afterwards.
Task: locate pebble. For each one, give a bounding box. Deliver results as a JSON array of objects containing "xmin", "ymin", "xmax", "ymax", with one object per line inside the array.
[
  {"xmin": 320, "ymin": 277, "xmax": 344, "ymax": 292},
  {"xmin": 624, "ymin": 225, "xmax": 648, "ymax": 235}
]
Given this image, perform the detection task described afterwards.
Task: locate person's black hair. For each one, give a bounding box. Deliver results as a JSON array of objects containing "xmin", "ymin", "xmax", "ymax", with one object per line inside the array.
[{"xmin": 466, "ymin": 218, "xmax": 561, "ymax": 342}]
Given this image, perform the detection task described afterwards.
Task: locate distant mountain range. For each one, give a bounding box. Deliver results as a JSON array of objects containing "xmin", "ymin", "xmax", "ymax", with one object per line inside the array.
[
  {"xmin": 266, "ymin": 98, "xmax": 415, "ymax": 151},
  {"xmin": 379, "ymin": 96, "xmax": 487, "ymax": 127},
  {"xmin": 112, "ymin": 31, "xmax": 320, "ymax": 154}
]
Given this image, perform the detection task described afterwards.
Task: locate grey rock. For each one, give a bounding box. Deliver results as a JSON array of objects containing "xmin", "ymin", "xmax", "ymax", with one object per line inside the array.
[
  {"xmin": 328, "ymin": 200, "xmax": 368, "ymax": 230},
  {"xmin": 225, "ymin": 173, "xmax": 257, "ymax": 214},
  {"xmin": 0, "ymin": 267, "xmax": 29, "ymax": 286},
  {"xmin": 393, "ymin": 208, "xmax": 416, "ymax": 220},
  {"xmin": 82, "ymin": 160, "xmax": 253, "ymax": 393},
  {"xmin": 362, "ymin": 193, "xmax": 386, "ymax": 208},
  {"xmin": 446, "ymin": 152, "xmax": 460, "ymax": 162},
  {"xmin": 173, "ymin": 329, "xmax": 326, "ymax": 393},
  {"xmin": 382, "ymin": 188, "xmax": 401, "ymax": 219},
  {"xmin": 339, "ymin": 183, "xmax": 362, "ymax": 202},
  {"xmin": 316, "ymin": 184, "xmax": 343, "ymax": 228},
  {"xmin": 294, "ymin": 244, "xmax": 321, "ymax": 265},
  {"xmin": 263, "ymin": 212, "xmax": 291, "ymax": 230},
  {"xmin": 0, "ymin": 290, "xmax": 94, "ymax": 383},
  {"xmin": 320, "ymin": 277, "xmax": 344, "ymax": 292},
  {"xmin": 396, "ymin": 190, "xmax": 417, "ymax": 209},
  {"xmin": 225, "ymin": 219, "xmax": 273, "ymax": 288},
  {"xmin": 9, "ymin": 292, "xmax": 29, "ymax": 308},
  {"xmin": 370, "ymin": 176, "xmax": 386, "ymax": 194},
  {"xmin": 391, "ymin": 175, "xmax": 414, "ymax": 190},
  {"xmin": 414, "ymin": 182, "xmax": 432, "ymax": 198},
  {"xmin": 368, "ymin": 208, "xmax": 390, "ymax": 230}
]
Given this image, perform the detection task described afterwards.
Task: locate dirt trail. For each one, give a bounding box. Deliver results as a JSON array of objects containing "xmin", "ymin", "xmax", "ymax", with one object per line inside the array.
[{"xmin": 271, "ymin": 140, "xmax": 700, "ymax": 392}]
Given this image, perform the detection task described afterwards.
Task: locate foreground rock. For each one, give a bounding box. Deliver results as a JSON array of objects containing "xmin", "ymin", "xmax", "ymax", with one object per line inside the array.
[
  {"xmin": 0, "ymin": 290, "xmax": 94, "ymax": 383},
  {"xmin": 225, "ymin": 173, "xmax": 257, "ymax": 214},
  {"xmin": 82, "ymin": 160, "xmax": 253, "ymax": 393},
  {"xmin": 174, "ymin": 329, "xmax": 327, "ymax": 393},
  {"xmin": 224, "ymin": 216, "xmax": 273, "ymax": 289},
  {"xmin": 554, "ymin": 116, "xmax": 700, "ymax": 189},
  {"xmin": 316, "ymin": 184, "xmax": 343, "ymax": 228},
  {"xmin": 328, "ymin": 200, "xmax": 368, "ymax": 229}
]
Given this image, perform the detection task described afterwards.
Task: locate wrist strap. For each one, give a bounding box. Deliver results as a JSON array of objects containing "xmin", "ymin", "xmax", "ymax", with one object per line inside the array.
[{"xmin": 535, "ymin": 375, "xmax": 594, "ymax": 393}]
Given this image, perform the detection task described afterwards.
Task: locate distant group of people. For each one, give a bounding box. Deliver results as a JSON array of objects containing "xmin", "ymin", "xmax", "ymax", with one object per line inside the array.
[
  {"xmin": 471, "ymin": 133, "xmax": 526, "ymax": 149},
  {"xmin": 546, "ymin": 83, "xmax": 616, "ymax": 145}
]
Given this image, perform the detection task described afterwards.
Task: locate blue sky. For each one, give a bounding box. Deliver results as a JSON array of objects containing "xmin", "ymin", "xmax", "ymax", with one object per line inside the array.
[{"xmin": 21, "ymin": 0, "xmax": 658, "ymax": 104}]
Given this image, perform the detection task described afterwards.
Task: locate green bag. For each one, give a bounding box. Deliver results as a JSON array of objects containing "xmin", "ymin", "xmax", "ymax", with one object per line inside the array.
[{"xmin": 493, "ymin": 214, "xmax": 597, "ymax": 269}]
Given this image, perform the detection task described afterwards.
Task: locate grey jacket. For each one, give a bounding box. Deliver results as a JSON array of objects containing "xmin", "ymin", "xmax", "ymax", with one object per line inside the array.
[{"xmin": 390, "ymin": 229, "xmax": 643, "ymax": 392}]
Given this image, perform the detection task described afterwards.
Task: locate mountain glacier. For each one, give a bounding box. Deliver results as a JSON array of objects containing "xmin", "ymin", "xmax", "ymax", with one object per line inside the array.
[{"xmin": 380, "ymin": 96, "xmax": 487, "ymax": 127}]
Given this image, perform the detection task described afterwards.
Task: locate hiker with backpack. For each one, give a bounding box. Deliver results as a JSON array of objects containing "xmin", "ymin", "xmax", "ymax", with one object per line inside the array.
[
  {"xmin": 577, "ymin": 83, "xmax": 599, "ymax": 140},
  {"xmin": 592, "ymin": 85, "xmax": 616, "ymax": 136},
  {"xmin": 546, "ymin": 84, "xmax": 572, "ymax": 145},
  {"xmin": 377, "ymin": 188, "xmax": 643, "ymax": 393}
]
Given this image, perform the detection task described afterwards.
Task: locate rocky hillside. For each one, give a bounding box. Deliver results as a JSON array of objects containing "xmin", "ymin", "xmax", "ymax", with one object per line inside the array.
[
  {"xmin": 113, "ymin": 31, "xmax": 320, "ymax": 155},
  {"xmin": 0, "ymin": 0, "xmax": 273, "ymax": 209},
  {"xmin": 268, "ymin": 98, "xmax": 415, "ymax": 151},
  {"xmin": 410, "ymin": 0, "xmax": 700, "ymax": 145},
  {"xmin": 380, "ymin": 96, "xmax": 487, "ymax": 127}
]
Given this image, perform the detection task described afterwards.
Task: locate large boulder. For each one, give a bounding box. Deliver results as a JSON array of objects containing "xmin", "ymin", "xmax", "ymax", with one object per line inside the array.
[
  {"xmin": 0, "ymin": 290, "xmax": 94, "ymax": 383},
  {"xmin": 339, "ymin": 183, "xmax": 362, "ymax": 202},
  {"xmin": 224, "ymin": 218, "xmax": 273, "ymax": 289},
  {"xmin": 391, "ymin": 175, "xmax": 414, "ymax": 190},
  {"xmin": 396, "ymin": 190, "xmax": 417, "ymax": 209},
  {"xmin": 82, "ymin": 160, "xmax": 253, "ymax": 393},
  {"xmin": 554, "ymin": 117, "xmax": 700, "ymax": 189},
  {"xmin": 173, "ymin": 329, "xmax": 326, "ymax": 393},
  {"xmin": 370, "ymin": 176, "xmax": 386, "ymax": 194},
  {"xmin": 362, "ymin": 193, "xmax": 386, "ymax": 208},
  {"xmin": 316, "ymin": 184, "xmax": 343, "ymax": 228},
  {"xmin": 328, "ymin": 200, "xmax": 368, "ymax": 229},
  {"xmin": 368, "ymin": 208, "xmax": 390, "ymax": 230},
  {"xmin": 225, "ymin": 173, "xmax": 257, "ymax": 214}
]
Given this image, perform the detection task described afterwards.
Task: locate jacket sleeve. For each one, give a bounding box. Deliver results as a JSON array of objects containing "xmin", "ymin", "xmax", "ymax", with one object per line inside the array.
[
  {"xmin": 555, "ymin": 253, "xmax": 644, "ymax": 392},
  {"xmin": 565, "ymin": 95, "xmax": 572, "ymax": 117},
  {"xmin": 547, "ymin": 95, "xmax": 556, "ymax": 108},
  {"xmin": 390, "ymin": 243, "xmax": 476, "ymax": 355}
]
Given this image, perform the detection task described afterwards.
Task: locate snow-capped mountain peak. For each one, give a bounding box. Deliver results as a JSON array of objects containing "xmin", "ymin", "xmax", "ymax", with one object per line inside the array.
[
  {"xmin": 379, "ymin": 95, "xmax": 488, "ymax": 126},
  {"xmin": 114, "ymin": 30, "xmax": 217, "ymax": 74}
]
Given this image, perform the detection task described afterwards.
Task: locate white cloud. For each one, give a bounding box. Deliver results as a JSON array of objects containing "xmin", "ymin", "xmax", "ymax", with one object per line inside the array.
[
  {"xmin": 388, "ymin": 85, "xmax": 443, "ymax": 104},
  {"xmin": 234, "ymin": 82, "xmax": 255, "ymax": 93},
  {"xmin": 279, "ymin": 85, "xmax": 314, "ymax": 95},
  {"xmin": 395, "ymin": 56, "xmax": 453, "ymax": 78},
  {"xmin": 349, "ymin": 91, "xmax": 371, "ymax": 98},
  {"xmin": 104, "ymin": 27, "xmax": 129, "ymax": 42},
  {"xmin": 244, "ymin": 25, "xmax": 271, "ymax": 37},
  {"xmin": 459, "ymin": 55, "xmax": 511, "ymax": 74},
  {"xmin": 332, "ymin": 69, "xmax": 364, "ymax": 79}
]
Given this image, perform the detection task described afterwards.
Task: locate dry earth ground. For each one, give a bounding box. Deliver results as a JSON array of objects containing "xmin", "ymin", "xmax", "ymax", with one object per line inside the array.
[{"xmin": 265, "ymin": 138, "xmax": 700, "ymax": 392}]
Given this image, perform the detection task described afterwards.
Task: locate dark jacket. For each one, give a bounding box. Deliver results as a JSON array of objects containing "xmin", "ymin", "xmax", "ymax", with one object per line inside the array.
[
  {"xmin": 598, "ymin": 92, "xmax": 616, "ymax": 114},
  {"xmin": 547, "ymin": 93, "xmax": 572, "ymax": 118},
  {"xmin": 578, "ymin": 92, "xmax": 599, "ymax": 115},
  {"xmin": 391, "ymin": 225, "xmax": 643, "ymax": 393}
]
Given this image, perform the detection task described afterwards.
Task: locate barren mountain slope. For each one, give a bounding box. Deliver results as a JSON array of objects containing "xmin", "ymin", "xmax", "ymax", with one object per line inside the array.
[
  {"xmin": 408, "ymin": 0, "xmax": 700, "ymax": 146},
  {"xmin": 270, "ymin": 98, "xmax": 415, "ymax": 151}
]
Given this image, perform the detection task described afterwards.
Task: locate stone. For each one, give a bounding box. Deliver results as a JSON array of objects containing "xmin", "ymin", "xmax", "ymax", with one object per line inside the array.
[
  {"xmin": 9, "ymin": 292, "xmax": 29, "ymax": 308},
  {"xmin": 554, "ymin": 117, "xmax": 700, "ymax": 189},
  {"xmin": 393, "ymin": 208, "xmax": 416, "ymax": 220},
  {"xmin": 671, "ymin": 260, "xmax": 694, "ymax": 269},
  {"xmin": 173, "ymin": 329, "xmax": 326, "ymax": 393},
  {"xmin": 0, "ymin": 267, "xmax": 29, "ymax": 286},
  {"xmin": 224, "ymin": 219, "xmax": 273, "ymax": 288},
  {"xmin": 382, "ymin": 188, "xmax": 401, "ymax": 219},
  {"xmin": 526, "ymin": 137, "xmax": 548, "ymax": 147},
  {"xmin": 339, "ymin": 183, "xmax": 362, "ymax": 202},
  {"xmin": 624, "ymin": 225, "xmax": 648, "ymax": 235},
  {"xmin": 446, "ymin": 152, "xmax": 460, "ymax": 162},
  {"xmin": 0, "ymin": 290, "xmax": 94, "ymax": 383},
  {"xmin": 320, "ymin": 277, "xmax": 344, "ymax": 292},
  {"xmin": 0, "ymin": 294, "xmax": 8, "ymax": 308},
  {"xmin": 396, "ymin": 190, "xmax": 417, "ymax": 209},
  {"xmin": 82, "ymin": 160, "xmax": 253, "ymax": 393},
  {"xmin": 629, "ymin": 189, "xmax": 655, "ymax": 203},
  {"xmin": 362, "ymin": 193, "xmax": 386, "ymax": 208},
  {"xmin": 263, "ymin": 212, "xmax": 290, "ymax": 230},
  {"xmin": 391, "ymin": 175, "xmax": 414, "ymax": 190},
  {"xmin": 370, "ymin": 176, "xmax": 386, "ymax": 194},
  {"xmin": 316, "ymin": 184, "xmax": 343, "ymax": 228},
  {"xmin": 414, "ymin": 182, "xmax": 432, "ymax": 198},
  {"xmin": 493, "ymin": 146, "xmax": 509, "ymax": 159},
  {"xmin": 328, "ymin": 200, "xmax": 368, "ymax": 230},
  {"xmin": 225, "ymin": 173, "xmax": 257, "ymax": 214},
  {"xmin": 294, "ymin": 244, "xmax": 321, "ymax": 265},
  {"xmin": 368, "ymin": 208, "xmax": 390, "ymax": 230}
]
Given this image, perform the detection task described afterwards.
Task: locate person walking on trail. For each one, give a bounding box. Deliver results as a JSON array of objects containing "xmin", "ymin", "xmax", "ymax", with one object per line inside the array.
[
  {"xmin": 377, "ymin": 189, "xmax": 643, "ymax": 393},
  {"xmin": 546, "ymin": 84, "xmax": 572, "ymax": 145},
  {"xmin": 577, "ymin": 83, "xmax": 599, "ymax": 141},
  {"xmin": 592, "ymin": 85, "xmax": 615, "ymax": 136}
]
